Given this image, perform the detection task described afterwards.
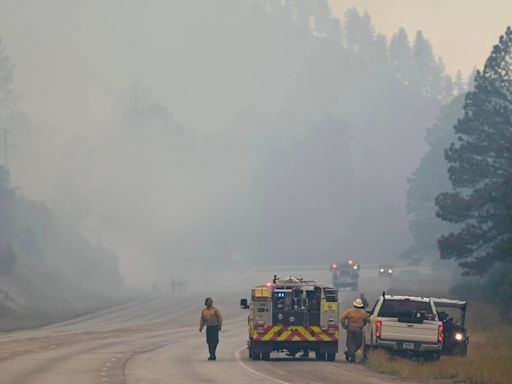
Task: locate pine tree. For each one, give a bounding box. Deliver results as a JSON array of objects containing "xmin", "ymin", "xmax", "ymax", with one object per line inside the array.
[
  {"xmin": 435, "ymin": 26, "xmax": 512, "ymax": 275},
  {"xmin": 412, "ymin": 31, "xmax": 436, "ymax": 95},
  {"xmin": 442, "ymin": 76, "xmax": 454, "ymax": 102},
  {"xmin": 0, "ymin": 38, "xmax": 16, "ymax": 121},
  {"xmin": 344, "ymin": 8, "xmax": 375, "ymax": 54},
  {"xmin": 405, "ymin": 95, "xmax": 464, "ymax": 263},
  {"xmin": 454, "ymin": 70, "xmax": 466, "ymax": 95},
  {"xmin": 389, "ymin": 28, "xmax": 413, "ymax": 83}
]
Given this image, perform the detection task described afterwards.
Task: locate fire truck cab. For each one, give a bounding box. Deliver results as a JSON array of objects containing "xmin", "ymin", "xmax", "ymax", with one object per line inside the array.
[{"xmin": 240, "ymin": 276, "xmax": 339, "ymax": 361}]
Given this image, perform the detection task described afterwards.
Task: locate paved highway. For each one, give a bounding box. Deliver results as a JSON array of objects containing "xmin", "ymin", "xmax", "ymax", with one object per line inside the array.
[{"xmin": 0, "ymin": 270, "xmax": 416, "ymax": 384}]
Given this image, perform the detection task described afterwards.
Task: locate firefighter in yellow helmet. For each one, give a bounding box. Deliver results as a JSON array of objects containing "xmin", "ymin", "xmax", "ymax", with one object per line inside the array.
[
  {"xmin": 199, "ymin": 297, "xmax": 223, "ymax": 360},
  {"xmin": 340, "ymin": 298, "xmax": 369, "ymax": 362}
]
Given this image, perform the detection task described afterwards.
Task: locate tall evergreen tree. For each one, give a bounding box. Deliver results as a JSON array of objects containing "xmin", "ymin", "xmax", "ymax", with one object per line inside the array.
[
  {"xmin": 442, "ymin": 76, "xmax": 455, "ymax": 102},
  {"xmin": 436, "ymin": 27, "xmax": 512, "ymax": 275},
  {"xmin": 405, "ymin": 95, "xmax": 464, "ymax": 263},
  {"xmin": 344, "ymin": 8, "xmax": 375, "ymax": 55},
  {"xmin": 389, "ymin": 28, "xmax": 413, "ymax": 83},
  {"xmin": 412, "ymin": 31, "xmax": 436, "ymax": 95},
  {"xmin": 0, "ymin": 38, "xmax": 16, "ymax": 122},
  {"xmin": 0, "ymin": 38, "xmax": 14, "ymax": 112},
  {"xmin": 454, "ymin": 70, "xmax": 466, "ymax": 95}
]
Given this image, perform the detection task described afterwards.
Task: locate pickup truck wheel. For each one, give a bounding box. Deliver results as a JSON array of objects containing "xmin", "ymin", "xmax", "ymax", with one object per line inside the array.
[
  {"xmin": 424, "ymin": 352, "xmax": 440, "ymax": 362},
  {"xmin": 326, "ymin": 353, "xmax": 336, "ymax": 362}
]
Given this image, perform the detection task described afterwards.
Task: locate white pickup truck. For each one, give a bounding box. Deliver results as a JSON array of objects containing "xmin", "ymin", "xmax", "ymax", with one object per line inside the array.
[{"xmin": 364, "ymin": 294, "xmax": 444, "ymax": 360}]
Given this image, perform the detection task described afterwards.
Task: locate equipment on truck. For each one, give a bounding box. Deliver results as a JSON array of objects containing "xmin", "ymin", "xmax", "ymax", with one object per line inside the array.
[
  {"xmin": 433, "ymin": 298, "xmax": 469, "ymax": 356},
  {"xmin": 240, "ymin": 276, "xmax": 339, "ymax": 361},
  {"xmin": 330, "ymin": 261, "xmax": 359, "ymax": 291}
]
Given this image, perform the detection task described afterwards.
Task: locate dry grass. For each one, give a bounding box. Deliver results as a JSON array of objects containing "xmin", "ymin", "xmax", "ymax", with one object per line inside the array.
[{"xmin": 365, "ymin": 326, "xmax": 512, "ymax": 384}]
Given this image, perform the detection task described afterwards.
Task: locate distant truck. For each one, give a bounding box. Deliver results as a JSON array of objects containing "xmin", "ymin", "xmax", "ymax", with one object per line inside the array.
[
  {"xmin": 378, "ymin": 265, "xmax": 393, "ymax": 278},
  {"xmin": 364, "ymin": 294, "xmax": 444, "ymax": 360},
  {"xmin": 329, "ymin": 261, "xmax": 359, "ymax": 291}
]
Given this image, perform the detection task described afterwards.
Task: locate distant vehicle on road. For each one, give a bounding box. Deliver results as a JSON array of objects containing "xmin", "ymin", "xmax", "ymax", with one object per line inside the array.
[
  {"xmin": 330, "ymin": 261, "xmax": 359, "ymax": 291},
  {"xmin": 378, "ymin": 265, "xmax": 393, "ymax": 277},
  {"xmin": 364, "ymin": 293, "xmax": 444, "ymax": 361},
  {"xmin": 240, "ymin": 276, "xmax": 340, "ymax": 361},
  {"xmin": 433, "ymin": 298, "xmax": 469, "ymax": 356}
]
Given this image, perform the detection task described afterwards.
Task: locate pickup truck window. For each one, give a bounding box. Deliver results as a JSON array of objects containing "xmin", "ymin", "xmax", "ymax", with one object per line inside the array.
[{"xmin": 378, "ymin": 299, "xmax": 433, "ymax": 318}]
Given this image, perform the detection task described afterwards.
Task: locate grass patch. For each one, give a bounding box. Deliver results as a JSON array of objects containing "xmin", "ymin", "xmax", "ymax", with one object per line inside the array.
[{"xmin": 365, "ymin": 326, "xmax": 512, "ymax": 384}]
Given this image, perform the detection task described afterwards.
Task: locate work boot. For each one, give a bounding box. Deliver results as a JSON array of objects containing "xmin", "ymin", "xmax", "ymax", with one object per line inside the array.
[
  {"xmin": 344, "ymin": 351, "xmax": 350, "ymax": 362},
  {"xmin": 211, "ymin": 343, "xmax": 218, "ymax": 360}
]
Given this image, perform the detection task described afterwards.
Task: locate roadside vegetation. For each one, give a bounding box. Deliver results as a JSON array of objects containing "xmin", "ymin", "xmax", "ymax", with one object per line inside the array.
[{"xmin": 365, "ymin": 301, "xmax": 512, "ymax": 384}]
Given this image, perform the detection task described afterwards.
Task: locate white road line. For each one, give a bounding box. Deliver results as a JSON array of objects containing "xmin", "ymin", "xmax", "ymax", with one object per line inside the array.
[{"xmin": 235, "ymin": 347, "xmax": 290, "ymax": 384}]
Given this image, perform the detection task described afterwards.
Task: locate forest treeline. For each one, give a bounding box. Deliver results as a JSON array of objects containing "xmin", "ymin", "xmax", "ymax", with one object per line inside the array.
[
  {"xmin": 1, "ymin": 0, "xmax": 501, "ymax": 325},
  {"xmin": 406, "ymin": 27, "xmax": 512, "ymax": 314}
]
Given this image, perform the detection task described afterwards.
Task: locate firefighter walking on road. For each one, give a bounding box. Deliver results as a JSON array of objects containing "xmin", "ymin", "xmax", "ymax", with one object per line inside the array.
[
  {"xmin": 199, "ymin": 297, "xmax": 223, "ymax": 361},
  {"xmin": 340, "ymin": 298, "xmax": 369, "ymax": 363}
]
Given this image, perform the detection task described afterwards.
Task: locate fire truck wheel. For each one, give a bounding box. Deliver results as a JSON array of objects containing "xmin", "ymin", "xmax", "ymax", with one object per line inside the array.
[
  {"xmin": 327, "ymin": 353, "xmax": 336, "ymax": 361},
  {"xmin": 315, "ymin": 352, "xmax": 326, "ymax": 361}
]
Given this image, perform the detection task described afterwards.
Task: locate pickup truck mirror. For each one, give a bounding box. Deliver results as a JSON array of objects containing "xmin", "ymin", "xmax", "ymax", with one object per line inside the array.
[{"xmin": 240, "ymin": 298, "xmax": 249, "ymax": 309}]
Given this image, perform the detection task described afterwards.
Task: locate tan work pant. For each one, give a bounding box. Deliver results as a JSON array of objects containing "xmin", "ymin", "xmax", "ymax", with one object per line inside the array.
[{"xmin": 346, "ymin": 328, "xmax": 363, "ymax": 358}]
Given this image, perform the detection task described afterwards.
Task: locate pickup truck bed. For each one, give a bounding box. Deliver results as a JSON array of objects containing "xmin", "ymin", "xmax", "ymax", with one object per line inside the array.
[{"xmin": 365, "ymin": 295, "xmax": 443, "ymax": 359}]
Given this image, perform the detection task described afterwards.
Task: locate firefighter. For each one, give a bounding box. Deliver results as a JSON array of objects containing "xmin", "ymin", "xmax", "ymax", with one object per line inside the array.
[
  {"xmin": 199, "ymin": 297, "xmax": 223, "ymax": 360},
  {"xmin": 340, "ymin": 298, "xmax": 369, "ymax": 363}
]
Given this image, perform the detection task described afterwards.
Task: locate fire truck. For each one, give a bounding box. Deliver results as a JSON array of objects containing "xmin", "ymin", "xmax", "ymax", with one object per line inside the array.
[
  {"xmin": 240, "ymin": 276, "xmax": 339, "ymax": 361},
  {"xmin": 329, "ymin": 260, "xmax": 360, "ymax": 291}
]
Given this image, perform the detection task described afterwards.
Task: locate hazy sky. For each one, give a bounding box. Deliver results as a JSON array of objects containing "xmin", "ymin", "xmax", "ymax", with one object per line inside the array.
[
  {"xmin": 330, "ymin": 0, "xmax": 511, "ymax": 76},
  {"xmin": 0, "ymin": 1, "xmax": 506, "ymax": 283}
]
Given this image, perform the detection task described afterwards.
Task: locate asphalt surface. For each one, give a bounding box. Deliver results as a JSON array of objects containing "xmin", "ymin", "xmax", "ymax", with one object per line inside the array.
[{"xmin": 0, "ymin": 270, "xmax": 417, "ymax": 384}]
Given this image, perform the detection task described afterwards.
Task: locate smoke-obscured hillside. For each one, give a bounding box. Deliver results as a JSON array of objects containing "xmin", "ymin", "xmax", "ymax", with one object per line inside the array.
[
  {"xmin": 0, "ymin": 168, "xmax": 125, "ymax": 330},
  {"xmin": 2, "ymin": 1, "xmax": 463, "ymax": 281}
]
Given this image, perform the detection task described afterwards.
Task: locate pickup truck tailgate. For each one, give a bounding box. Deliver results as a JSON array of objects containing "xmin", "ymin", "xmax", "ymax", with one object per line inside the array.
[{"xmin": 381, "ymin": 319, "xmax": 439, "ymax": 343}]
